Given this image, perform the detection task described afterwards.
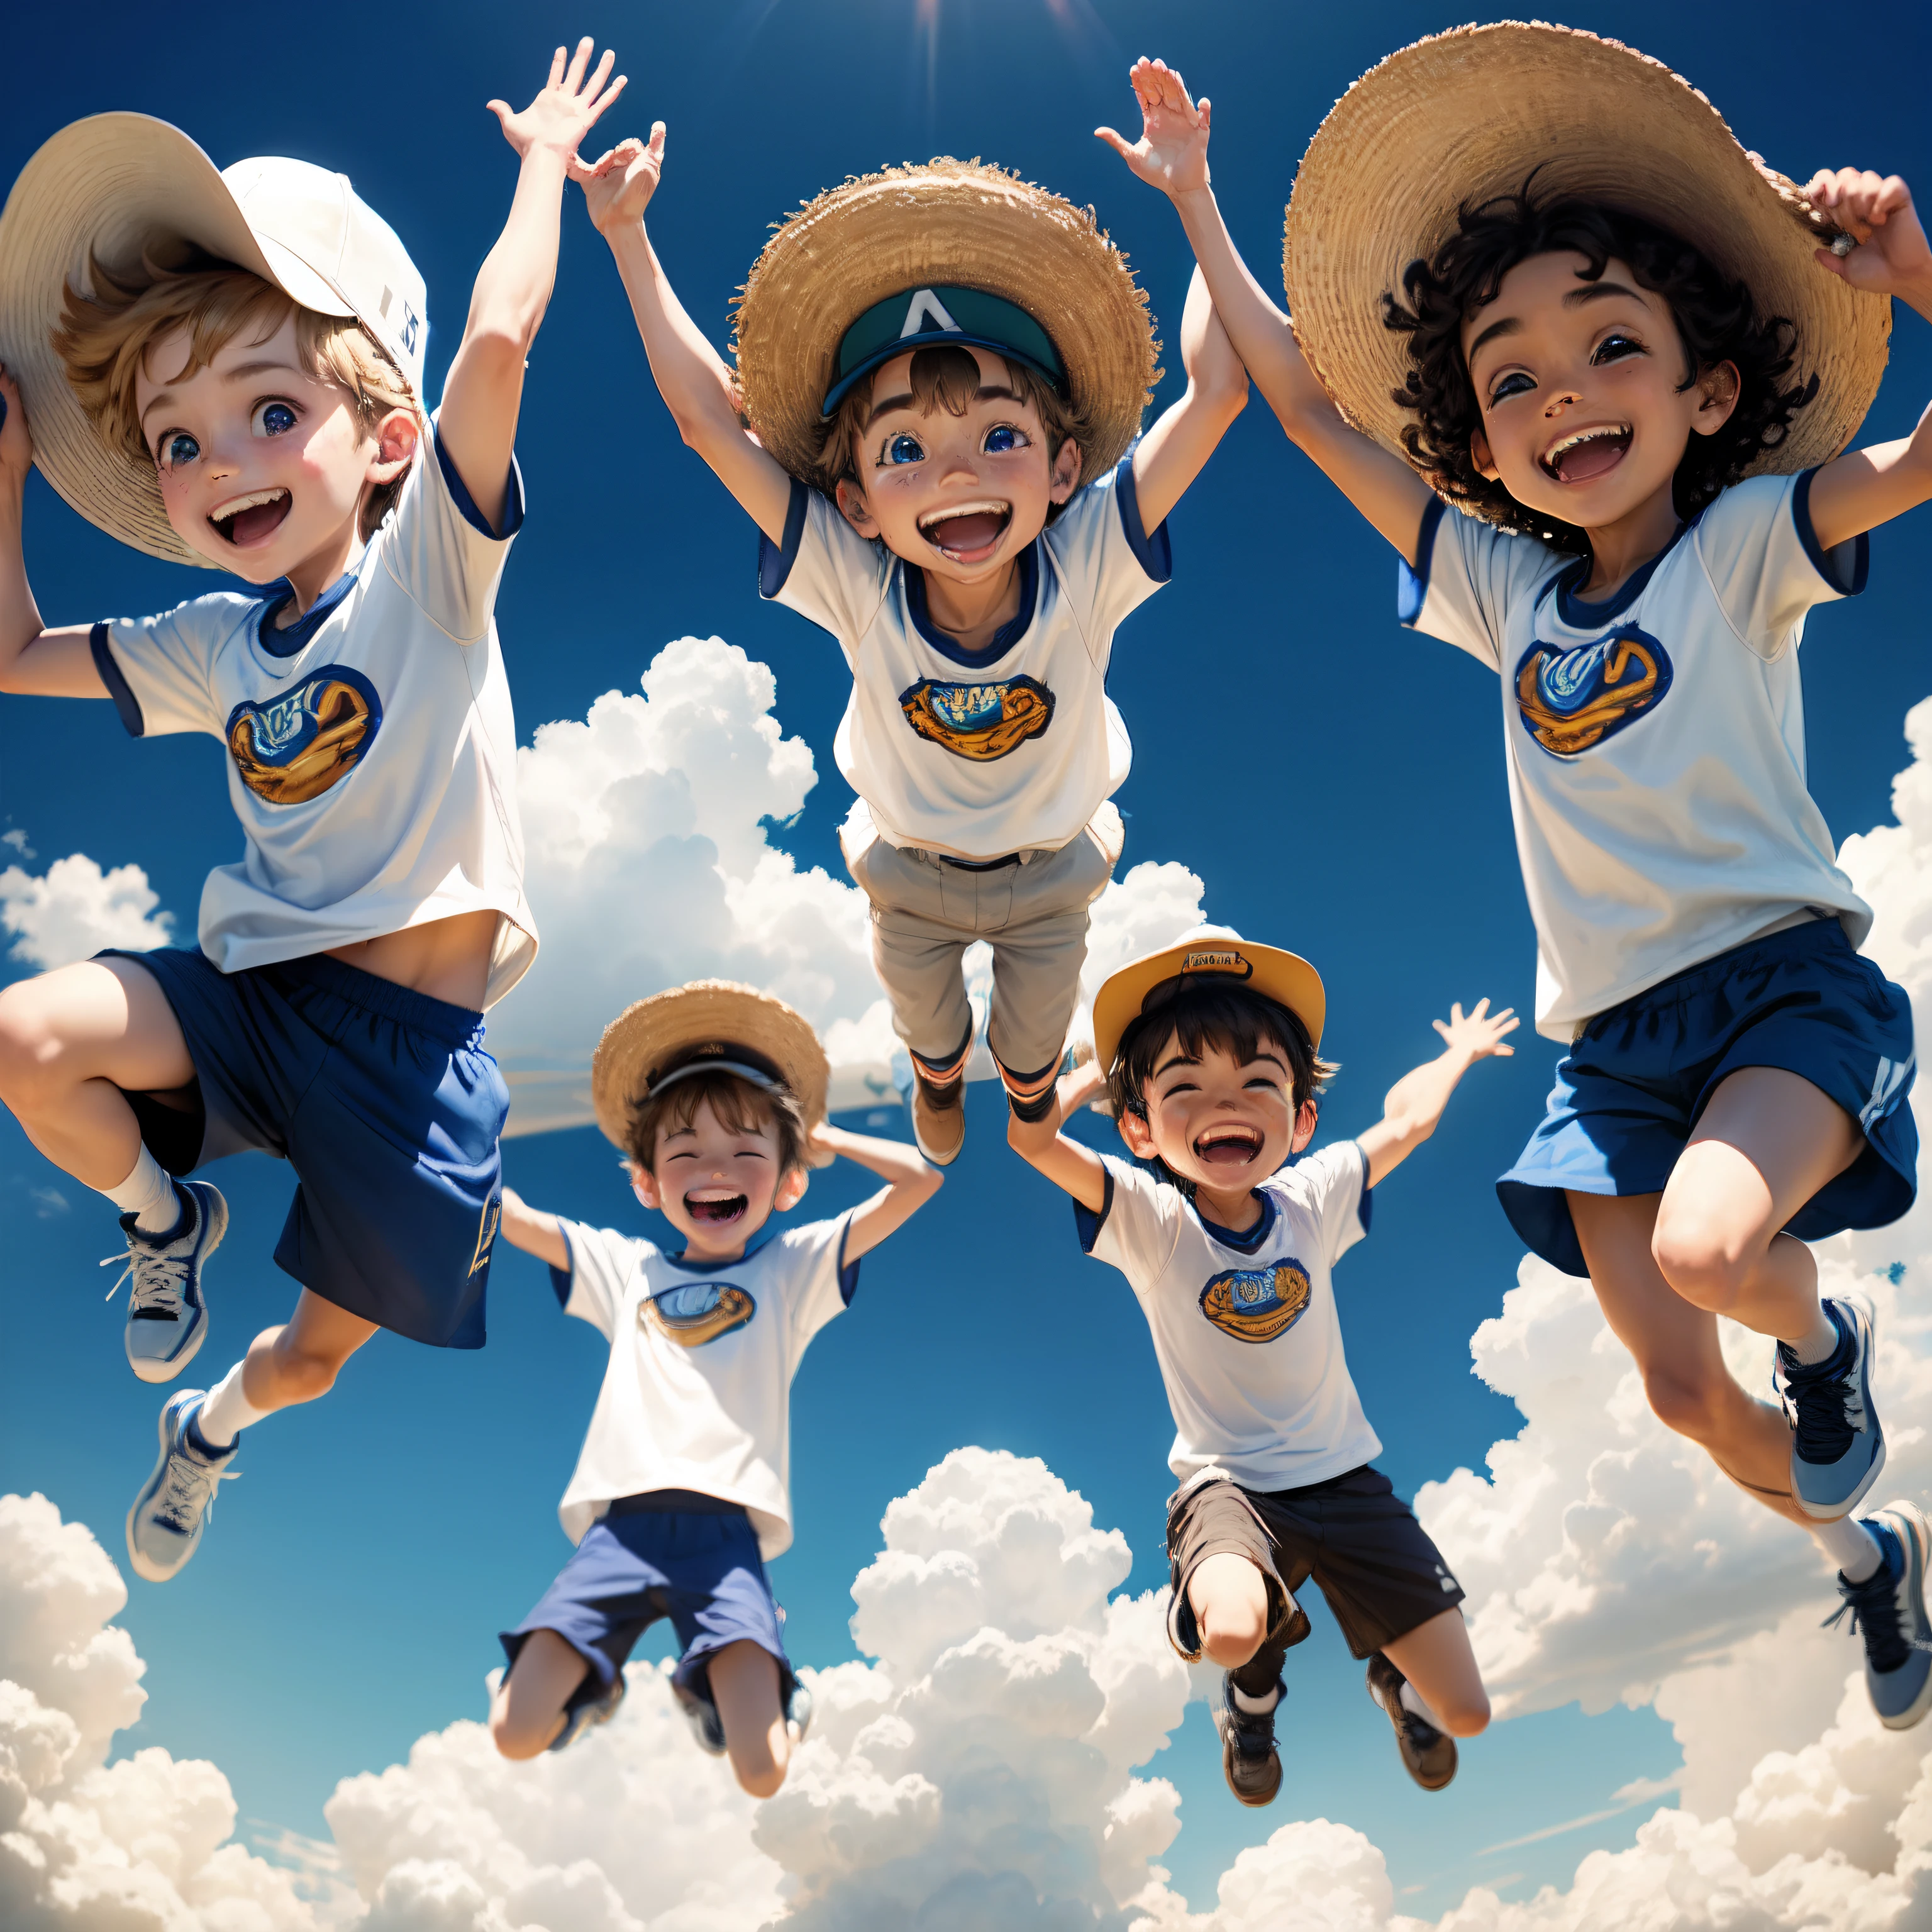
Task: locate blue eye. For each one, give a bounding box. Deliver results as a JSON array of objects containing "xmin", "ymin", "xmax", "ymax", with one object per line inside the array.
[
  {"xmin": 159, "ymin": 431, "xmax": 199, "ymax": 469},
  {"xmin": 983, "ymin": 423, "xmax": 1021, "ymax": 454},
  {"xmin": 256, "ymin": 401, "xmax": 298, "ymax": 436},
  {"xmin": 886, "ymin": 433, "xmax": 924, "ymax": 466},
  {"xmin": 1489, "ymin": 372, "xmax": 1534, "ymax": 405}
]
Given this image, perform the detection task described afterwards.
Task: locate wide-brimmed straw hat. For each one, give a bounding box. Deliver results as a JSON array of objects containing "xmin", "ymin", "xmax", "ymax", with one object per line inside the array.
[
  {"xmin": 0, "ymin": 113, "xmax": 428, "ymax": 564},
  {"xmin": 733, "ymin": 158, "xmax": 1158, "ymax": 486},
  {"xmin": 1282, "ymin": 22, "xmax": 1890, "ymax": 491},
  {"xmin": 1092, "ymin": 927, "xmax": 1327, "ymax": 1077},
  {"xmin": 591, "ymin": 980, "xmax": 830, "ymax": 1152}
]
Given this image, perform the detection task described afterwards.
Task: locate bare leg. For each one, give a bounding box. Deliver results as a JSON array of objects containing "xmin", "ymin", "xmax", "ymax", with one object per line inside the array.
[
  {"xmin": 1570, "ymin": 1191, "xmax": 1810, "ymax": 1525},
  {"xmin": 1381, "ymin": 1609, "xmax": 1490, "ymax": 1738},
  {"xmin": 490, "ymin": 1629, "xmax": 591, "ymax": 1759},
  {"xmin": 0, "ymin": 958, "xmax": 193, "ymax": 1186},
  {"xmin": 1187, "ymin": 1551, "xmax": 1271, "ymax": 1670},
  {"xmin": 709, "ymin": 1639, "xmax": 789, "ymax": 1797},
  {"xmin": 238, "ymin": 1290, "xmax": 379, "ymax": 1414}
]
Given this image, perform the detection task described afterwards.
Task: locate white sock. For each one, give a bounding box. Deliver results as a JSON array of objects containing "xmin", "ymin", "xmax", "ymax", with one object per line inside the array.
[
  {"xmin": 1782, "ymin": 1302, "xmax": 1842, "ymax": 1367},
  {"xmin": 1231, "ymin": 1680, "xmax": 1280, "ymax": 1714},
  {"xmin": 101, "ymin": 1145, "xmax": 180, "ymax": 1235},
  {"xmin": 196, "ymin": 1360, "xmax": 267, "ymax": 1448},
  {"xmin": 1399, "ymin": 1679, "xmax": 1447, "ymax": 1730},
  {"xmin": 1813, "ymin": 1514, "xmax": 1885, "ymax": 1583}
]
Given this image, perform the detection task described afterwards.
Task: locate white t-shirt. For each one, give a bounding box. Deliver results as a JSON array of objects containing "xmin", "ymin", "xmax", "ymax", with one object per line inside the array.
[
  {"xmin": 547, "ymin": 1213, "xmax": 857, "ymax": 1558},
  {"xmin": 92, "ymin": 427, "xmax": 537, "ymax": 1008},
  {"xmin": 1080, "ymin": 1142, "xmax": 1380, "ymax": 1492},
  {"xmin": 760, "ymin": 464, "xmax": 1170, "ymax": 861},
  {"xmin": 1402, "ymin": 472, "xmax": 1871, "ymax": 1040}
]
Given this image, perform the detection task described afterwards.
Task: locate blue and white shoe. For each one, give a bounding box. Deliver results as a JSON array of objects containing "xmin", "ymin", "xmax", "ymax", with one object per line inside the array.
[
  {"xmin": 674, "ymin": 1674, "xmax": 728, "ymax": 1757},
  {"xmin": 104, "ymin": 1181, "xmax": 227, "ymax": 1385},
  {"xmin": 549, "ymin": 1671, "xmax": 626, "ymax": 1752},
  {"xmin": 125, "ymin": 1391, "xmax": 238, "ymax": 1584},
  {"xmin": 1828, "ymin": 1501, "xmax": 1932, "ymax": 1731},
  {"xmin": 785, "ymin": 1679, "xmax": 814, "ymax": 1745},
  {"xmin": 1776, "ymin": 1297, "xmax": 1884, "ymax": 1521}
]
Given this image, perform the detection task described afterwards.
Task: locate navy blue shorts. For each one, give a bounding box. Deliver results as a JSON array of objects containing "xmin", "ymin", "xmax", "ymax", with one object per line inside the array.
[
  {"xmin": 102, "ymin": 946, "xmax": 509, "ymax": 1348},
  {"xmin": 1499, "ymin": 919, "xmax": 1916, "ymax": 1278},
  {"xmin": 501, "ymin": 1493, "xmax": 792, "ymax": 1714}
]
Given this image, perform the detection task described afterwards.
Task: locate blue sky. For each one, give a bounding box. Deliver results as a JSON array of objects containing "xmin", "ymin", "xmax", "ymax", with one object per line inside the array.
[{"xmin": 3, "ymin": 0, "xmax": 1931, "ymax": 1919}]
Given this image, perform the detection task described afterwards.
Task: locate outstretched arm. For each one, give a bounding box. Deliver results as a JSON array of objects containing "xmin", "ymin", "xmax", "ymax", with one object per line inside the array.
[
  {"xmin": 813, "ymin": 1123, "xmax": 943, "ymax": 1262},
  {"xmin": 570, "ymin": 126, "xmax": 794, "ymax": 543},
  {"xmin": 1804, "ymin": 170, "xmax": 1932, "ymax": 549},
  {"xmin": 438, "ymin": 39, "xmax": 628, "ymax": 533},
  {"xmin": 1128, "ymin": 266, "xmax": 1248, "ymax": 530},
  {"xmin": 499, "ymin": 1186, "xmax": 570, "ymax": 1272},
  {"xmin": 1007, "ymin": 1060, "xmax": 1110, "ymax": 1214},
  {"xmin": 1355, "ymin": 1000, "xmax": 1518, "ymax": 1188},
  {"xmin": 1097, "ymin": 59, "xmax": 1434, "ymax": 564}
]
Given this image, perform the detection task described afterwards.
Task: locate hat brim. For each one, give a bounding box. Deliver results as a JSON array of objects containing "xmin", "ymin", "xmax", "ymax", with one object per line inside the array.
[
  {"xmin": 1282, "ymin": 23, "xmax": 1890, "ymax": 496},
  {"xmin": 0, "ymin": 114, "xmax": 352, "ymax": 565},
  {"xmin": 734, "ymin": 160, "xmax": 1159, "ymax": 487},
  {"xmin": 1092, "ymin": 939, "xmax": 1327, "ymax": 1078},
  {"xmin": 590, "ymin": 980, "xmax": 831, "ymax": 1153}
]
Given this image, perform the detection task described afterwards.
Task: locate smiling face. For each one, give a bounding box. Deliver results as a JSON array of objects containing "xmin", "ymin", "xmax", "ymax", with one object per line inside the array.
[
  {"xmin": 1460, "ymin": 250, "xmax": 1740, "ymax": 535},
  {"xmin": 631, "ymin": 1094, "xmax": 808, "ymax": 1262},
  {"xmin": 831, "ymin": 345, "xmax": 1082, "ymax": 580},
  {"xmin": 133, "ymin": 311, "xmax": 416, "ymax": 584}
]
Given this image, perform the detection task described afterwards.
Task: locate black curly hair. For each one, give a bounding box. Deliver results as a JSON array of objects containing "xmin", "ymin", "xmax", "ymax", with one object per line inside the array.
[{"xmin": 1380, "ymin": 184, "xmax": 1818, "ymax": 552}]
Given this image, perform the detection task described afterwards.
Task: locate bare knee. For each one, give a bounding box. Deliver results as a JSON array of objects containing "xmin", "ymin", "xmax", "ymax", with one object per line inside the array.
[
  {"xmin": 1641, "ymin": 1364, "xmax": 1731, "ymax": 1442},
  {"xmin": 0, "ymin": 984, "xmax": 65, "ymax": 1112},
  {"xmin": 734, "ymin": 1755, "xmax": 787, "ymax": 1799},
  {"xmin": 1652, "ymin": 1209, "xmax": 1754, "ymax": 1314},
  {"xmin": 1435, "ymin": 1690, "xmax": 1491, "ymax": 1738},
  {"xmin": 1197, "ymin": 1604, "xmax": 1267, "ymax": 1671},
  {"xmin": 262, "ymin": 1342, "xmax": 341, "ymax": 1404},
  {"xmin": 489, "ymin": 1709, "xmax": 552, "ymax": 1760}
]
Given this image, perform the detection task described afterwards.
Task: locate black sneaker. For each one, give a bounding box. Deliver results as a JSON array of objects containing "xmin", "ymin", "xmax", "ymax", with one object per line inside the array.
[
  {"xmin": 1366, "ymin": 1653, "xmax": 1457, "ymax": 1791},
  {"xmin": 1212, "ymin": 1675, "xmax": 1282, "ymax": 1807}
]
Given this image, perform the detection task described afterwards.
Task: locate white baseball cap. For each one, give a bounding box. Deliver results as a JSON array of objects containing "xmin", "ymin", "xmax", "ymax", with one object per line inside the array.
[{"xmin": 0, "ymin": 113, "xmax": 429, "ymax": 564}]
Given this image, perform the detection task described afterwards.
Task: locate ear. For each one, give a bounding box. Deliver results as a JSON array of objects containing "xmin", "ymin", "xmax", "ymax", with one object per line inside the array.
[
  {"xmin": 367, "ymin": 405, "xmax": 419, "ymax": 483},
  {"xmin": 1289, "ymin": 1099, "xmax": 1319, "ymax": 1155},
  {"xmin": 1689, "ymin": 360, "xmax": 1741, "ymax": 439},
  {"xmin": 628, "ymin": 1159, "xmax": 662, "ymax": 1213},
  {"xmin": 1468, "ymin": 423, "xmax": 1501, "ymax": 482},
  {"xmin": 835, "ymin": 476, "xmax": 879, "ymax": 538},
  {"xmin": 1118, "ymin": 1108, "xmax": 1157, "ymax": 1160},
  {"xmin": 774, "ymin": 1165, "xmax": 809, "ymax": 1212},
  {"xmin": 1048, "ymin": 435, "xmax": 1084, "ymax": 506}
]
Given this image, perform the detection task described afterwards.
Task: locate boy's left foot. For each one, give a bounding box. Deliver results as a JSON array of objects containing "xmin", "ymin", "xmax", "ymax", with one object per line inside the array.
[
  {"xmin": 550, "ymin": 1671, "xmax": 627, "ymax": 1752},
  {"xmin": 1212, "ymin": 1675, "xmax": 1283, "ymax": 1807},
  {"xmin": 125, "ymin": 1391, "xmax": 238, "ymax": 1584},
  {"xmin": 109, "ymin": 1180, "xmax": 228, "ymax": 1385},
  {"xmin": 1365, "ymin": 1653, "xmax": 1458, "ymax": 1790},
  {"xmin": 1777, "ymin": 1297, "xmax": 1885, "ymax": 1521},
  {"xmin": 674, "ymin": 1675, "xmax": 728, "ymax": 1756},
  {"xmin": 1830, "ymin": 1501, "xmax": 1932, "ymax": 1731},
  {"xmin": 786, "ymin": 1679, "xmax": 814, "ymax": 1745},
  {"xmin": 909, "ymin": 1074, "xmax": 965, "ymax": 1167}
]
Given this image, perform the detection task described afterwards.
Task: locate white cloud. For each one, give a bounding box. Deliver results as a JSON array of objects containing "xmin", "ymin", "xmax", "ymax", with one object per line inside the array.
[{"xmin": 0, "ymin": 850, "xmax": 173, "ymax": 972}]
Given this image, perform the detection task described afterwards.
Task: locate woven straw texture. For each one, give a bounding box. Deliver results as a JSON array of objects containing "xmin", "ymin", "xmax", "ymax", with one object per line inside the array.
[
  {"xmin": 1282, "ymin": 22, "xmax": 1890, "ymax": 493},
  {"xmin": 733, "ymin": 159, "xmax": 1158, "ymax": 485}
]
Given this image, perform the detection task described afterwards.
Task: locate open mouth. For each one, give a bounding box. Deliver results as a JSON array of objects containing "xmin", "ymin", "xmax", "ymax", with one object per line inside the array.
[
  {"xmin": 685, "ymin": 1189, "xmax": 749, "ymax": 1228},
  {"xmin": 1540, "ymin": 425, "xmax": 1631, "ymax": 485},
  {"xmin": 1193, "ymin": 1123, "xmax": 1264, "ymax": 1169},
  {"xmin": 917, "ymin": 499, "xmax": 1011, "ymax": 562},
  {"xmin": 208, "ymin": 488, "xmax": 291, "ymax": 548}
]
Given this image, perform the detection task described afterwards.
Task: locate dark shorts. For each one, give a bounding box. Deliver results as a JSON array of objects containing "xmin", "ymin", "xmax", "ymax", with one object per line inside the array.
[
  {"xmin": 1497, "ymin": 919, "xmax": 1917, "ymax": 1278},
  {"xmin": 501, "ymin": 1492, "xmax": 793, "ymax": 1715},
  {"xmin": 1165, "ymin": 1467, "xmax": 1465, "ymax": 1663},
  {"xmin": 101, "ymin": 945, "xmax": 509, "ymax": 1349}
]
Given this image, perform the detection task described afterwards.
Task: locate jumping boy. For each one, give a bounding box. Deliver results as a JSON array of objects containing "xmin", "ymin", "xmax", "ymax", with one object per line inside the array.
[
  {"xmin": 1102, "ymin": 26, "xmax": 1932, "ymax": 1725},
  {"xmin": 488, "ymin": 980, "xmax": 940, "ymax": 1794},
  {"xmin": 1009, "ymin": 928, "xmax": 1515, "ymax": 1804},
  {"xmin": 0, "ymin": 40, "xmax": 625, "ymax": 1582},
  {"xmin": 566, "ymin": 126, "xmax": 1247, "ymax": 1165}
]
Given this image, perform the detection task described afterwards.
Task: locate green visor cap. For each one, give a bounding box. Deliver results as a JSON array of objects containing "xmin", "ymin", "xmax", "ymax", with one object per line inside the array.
[{"xmin": 821, "ymin": 285, "xmax": 1066, "ymax": 416}]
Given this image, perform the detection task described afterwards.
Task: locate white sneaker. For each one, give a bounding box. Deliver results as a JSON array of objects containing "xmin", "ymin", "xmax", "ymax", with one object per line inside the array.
[
  {"xmin": 126, "ymin": 1391, "xmax": 238, "ymax": 1583},
  {"xmin": 106, "ymin": 1181, "xmax": 227, "ymax": 1384}
]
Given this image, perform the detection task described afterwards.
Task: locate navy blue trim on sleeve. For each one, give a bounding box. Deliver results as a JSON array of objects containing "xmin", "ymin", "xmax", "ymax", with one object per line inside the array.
[
  {"xmin": 1114, "ymin": 460, "xmax": 1172, "ymax": 585},
  {"xmin": 90, "ymin": 623, "xmax": 145, "ymax": 737},
  {"xmin": 1792, "ymin": 467, "xmax": 1870, "ymax": 598},
  {"xmin": 759, "ymin": 478, "xmax": 813, "ymax": 599},
  {"xmin": 1354, "ymin": 1142, "xmax": 1375, "ymax": 1235},
  {"xmin": 1396, "ymin": 497, "xmax": 1447, "ymax": 627},
  {"xmin": 837, "ymin": 1212, "xmax": 862, "ymax": 1307},
  {"xmin": 548, "ymin": 1223, "xmax": 575, "ymax": 1311},
  {"xmin": 434, "ymin": 426, "xmax": 526, "ymax": 540},
  {"xmin": 1073, "ymin": 1161, "xmax": 1116, "ymax": 1253}
]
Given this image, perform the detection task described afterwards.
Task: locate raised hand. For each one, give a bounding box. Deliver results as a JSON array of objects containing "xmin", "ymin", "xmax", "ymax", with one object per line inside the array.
[
  {"xmin": 0, "ymin": 366, "xmax": 31, "ymax": 486},
  {"xmin": 1432, "ymin": 998, "xmax": 1519, "ymax": 1063},
  {"xmin": 1095, "ymin": 58, "xmax": 1211, "ymax": 199},
  {"xmin": 1807, "ymin": 169, "xmax": 1932, "ymax": 299},
  {"xmin": 570, "ymin": 124, "xmax": 669, "ymax": 236},
  {"xmin": 488, "ymin": 38, "xmax": 627, "ymax": 164}
]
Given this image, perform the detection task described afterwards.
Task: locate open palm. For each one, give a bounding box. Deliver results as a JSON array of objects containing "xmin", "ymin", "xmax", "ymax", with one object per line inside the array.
[
  {"xmin": 1433, "ymin": 998, "xmax": 1518, "ymax": 1062},
  {"xmin": 489, "ymin": 38, "xmax": 626, "ymax": 162},
  {"xmin": 1096, "ymin": 58, "xmax": 1211, "ymax": 196}
]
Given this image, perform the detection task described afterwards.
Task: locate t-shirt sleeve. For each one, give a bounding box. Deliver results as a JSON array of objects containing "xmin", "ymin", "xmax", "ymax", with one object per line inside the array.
[
  {"xmin": 92, "ymin": 598, "xmax": 241, "ymax": 740},
  {"xmin": 1075, "ymin": 1155, "xmax": 1185, "ymax": 1285},
  {"xmin": 758, "ymin": 479, "xmax": 892, "ymax": 654},
  {"xmin": 1397, "ymin": 497, "xmax": 1552, "ymax": 672},
  {"xmin": 375, "ymin": 416, "xmax": 525, "ymax": 646},
  {"xmin": 774, "ymin": 1212, "xmax": 860, "ymax": 1355},
  {"xmin": 1691, "ymin": 471, "xmax": 1867, "ymax": 660},
  {"xmin": 550, "ymin": 1219, "xmax": 647, "ymax": 1340},
  {"xmin": 1286, "ymin": 1141, "xmax": 1372, "ymax": 1269},
  {"xmin": 1043, "ymin": 460, "xmax": 1173, "ymax": 660}
]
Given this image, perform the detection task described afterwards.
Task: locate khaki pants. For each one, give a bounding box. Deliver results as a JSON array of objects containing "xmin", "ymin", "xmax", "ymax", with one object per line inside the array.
[{"xmin": 848, "ymin": 823, "xmax": 1116, "ymax": 1077}]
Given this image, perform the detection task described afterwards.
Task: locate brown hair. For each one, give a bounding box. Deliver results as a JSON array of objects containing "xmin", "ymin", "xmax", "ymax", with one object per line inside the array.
[
  {"xmin": 53, "ymin": 253, "xmax": 420, "ymax": 540},
  {"xmin": 624, "ymin": 1067, "xmax": 808, "ymax": 1180},
  {"xmin": 1109, "ymin": 982, "xmax": 1338, "ymax": 1120},
  {"xmin": 815, "ymin": 343, "xmax": 1094, "ymax": 506}
]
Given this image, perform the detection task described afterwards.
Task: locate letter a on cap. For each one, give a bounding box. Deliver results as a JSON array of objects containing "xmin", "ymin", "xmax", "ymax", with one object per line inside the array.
[{"xmin": 899, "ymin": 288, "xmax": 961, "ymax": 339}]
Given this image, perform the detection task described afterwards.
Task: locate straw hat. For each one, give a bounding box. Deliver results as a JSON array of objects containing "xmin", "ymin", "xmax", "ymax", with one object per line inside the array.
[
  {"xmin": 591, "ymin": 980, "xmax": 830, "ymax": 1152},
  {"xmin": 733, "ymin": 158, "xmax": 1158, "ymax": 486},
  {"xmin": 1092, "ymin": 927, "xmax": 1327, "ymax": 1077},
  {"xmin": 0, "ymin": 114, "xmax": 428, "ymax": 565},
  {"xmin": 1282, "ymin": 23, "xmax": 1890, "ymax": 491}
]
